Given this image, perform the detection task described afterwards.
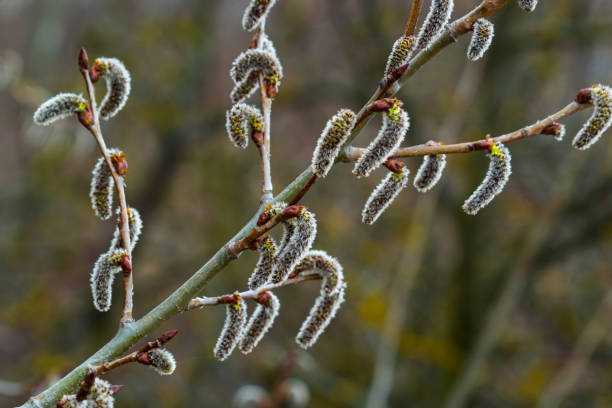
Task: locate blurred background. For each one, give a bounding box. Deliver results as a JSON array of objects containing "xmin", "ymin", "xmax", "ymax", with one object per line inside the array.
[{"xmin": 1, "ymin": 0, "xmax": 612, "ymax": 407}]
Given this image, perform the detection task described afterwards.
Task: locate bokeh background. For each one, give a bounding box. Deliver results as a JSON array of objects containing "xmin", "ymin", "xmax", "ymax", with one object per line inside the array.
[{"xmin": 2, "ymin": 0, "xmax": 612, "ymax": 407}]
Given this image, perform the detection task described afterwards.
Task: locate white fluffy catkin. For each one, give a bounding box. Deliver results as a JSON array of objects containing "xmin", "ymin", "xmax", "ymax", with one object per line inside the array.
[
  {"xmin": 230, "ymin": 49, "xmax": 283, "ymax": 84},
  {"xmin": 90, "ymin": 249, "xmax": 127, "ymax": 312},
  {"xmin": 384, "ymin": 35, "xmax": 415, "ymax": 76},
  {"xmin": 242, "ymin": 0, "xmax": 278, "ymax": 31},
  {"xmin": 293, "ymin": 250, "xmax": 344, "ymax": 296},
  {"xmin": 230, "ymin": 71, "xmax": 260, "ymax": 104},
  {"xmin": 225, "ymin": 103, "xmax": 264, "ymax": 149},
  {"xmin": 148, "ymin": 348, "xmax": 176, "ymax": 375},
  {"xmin": 90, "ymin": 378, "xmax": 115, "ymax": 408},
  {"xmin": 311, "ymin": 109, "xmax": 357, "ymax": 177},
  {"xmin": 462, "ymin": 141, "xmax": 512, "ymax": 215},
  {"xmin": 214, "ymin": 298, "xmax": 248, "ymax": 361},
  {"xmin": 33, "ymin": 93, "xmax": 87, "ymax": 126},
  {"xmin": 296, "ymin": 283, "xmax": 346, "ymax": 349},
  {"xmin": 93, "ymin": 58, "xmax": 131, "ymax": 120},
  {"xmin": 467, "ymin": 18, "xmax": 494, "ymax": 61},
  {"xmin": 239, "ymin": 292, "xmax": 280, "ymax": 354},
  {"xmin": 353, "ymin": 103, "xmax": 410, "ymax": 178},
  {"xmin": 413, "ymin": 154, "xmax": 446, "ymax": 192},
  {"xmin": 109, "ymin": 206, "xmax": 143, "ymax": 251},
  {"xmin": 248, "ymin": 234, "xmax": 277, "ymax": 290},
  {"xmin": 362, "ymin": 169, "xmax": 410, "ymax": 225},
  {"xmin": 517, "ymin": 0, "xmax": 538, "ymax": 12},
  {"xmin": 90, "ymin": 155, "xmax": 115, "ymax": 220},
  {"xmin": 572, "ymin": 85, "xmax": 612, "ymax": 150},
  {"xmin": 415, "ymin": 0, "xmax": 454, "ymax": 51}
]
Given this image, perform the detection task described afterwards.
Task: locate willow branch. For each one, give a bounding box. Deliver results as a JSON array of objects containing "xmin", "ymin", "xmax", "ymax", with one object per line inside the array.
[
  {"xmin": 80, "ymin": 53, "xmax": 134, "ymax": 324},
  {"xmin": 342, "ymin": 101, "xmax": 591, "ymax": 162},
  {"xmin": 404, "ymin": 0, "xmax": 424, "ymax": 36},
  {"xmin": 258, "ymin": 19, "xmax": 274, "ymax": 203}
]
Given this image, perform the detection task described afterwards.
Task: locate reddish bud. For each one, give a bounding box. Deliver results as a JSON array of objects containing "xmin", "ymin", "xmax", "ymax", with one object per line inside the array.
[
  {"xmin": 76, "ymin": 372, "xmax": 96, "ymax": 401},
  {"xmin": 264, "ymin": 78, "xmax": 279, "ymax": 99},
  {"xmin": 78, "ymin": 105, "xmax": 94, "ymax": 129},
  {"xmin": 257, "ymin": 209, "xmax": 272, "ymax": 226},
  {"xmin": 370, "ymin": 98, "xmax": 400, "ymax": 113},
  {"xmin": 219, "ymin": 293, "xmax": 241, "ymax": 305},
  {"xmin": 78, "ymin": 47, "xmax": 89, "ymax": 71},
  {"xmin": 390, "ymin": 63, "xmax": 409, "ymax": 81},
  {"xmin": 383, "ymin": 158, "xmax": 405, "ymax": 174},
  {"xmin": 471, "ymin": 140, "xmax": 494, "ymax": 151},
  {"xmin": 251, "ymin": 130, "xmax": 264, "ymax": 147},
  {"xmin": 120, "ymin": 254, "xmax": 132, "ymax": 274},
  {"xmin": 89, "ymin": 61, "xmax": 105, "ymax": 83},
  {"xmin": 110, "ymin": 151, "xmax": 128, "ymax": 176},
  {"xmin": 136, "ymin": 352, "xmax": 153, "ymax": 365},
  {"xmin": 110, "ymin": 385, "xmax": 124, "ymax": 394},
  {"xmin": 249, "ymin": 33, "xmax": 260, "ymax": 49},
  {"xmin": 255, "ymin": 291, "xmax": 272, "ymax": 306},
  {"xmin": 281, "ymin": 205, "xmax": 304, "ymax": 219},
  {"xmin": 541, "ymin": 123, "xmax": 563, "ymax": 135},
  {"xmin": 576, "ymin": 88, "xmax": 593, "ymax": 104},
  {"xmin": 159, "ymin": 329, "xmax": 179, "ymax": 343}
]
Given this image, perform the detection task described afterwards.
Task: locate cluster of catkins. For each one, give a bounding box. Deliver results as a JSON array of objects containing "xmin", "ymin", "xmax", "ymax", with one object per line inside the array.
[
  {"xmin": 212, "ymin": 204, "xmax": 346, "ymax": 360},
  {"xmin": 57, "ymin": 378, "xmax": 117, "ymax": 408}
]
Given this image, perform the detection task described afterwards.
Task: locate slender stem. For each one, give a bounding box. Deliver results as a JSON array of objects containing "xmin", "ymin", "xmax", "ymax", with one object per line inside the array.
[
  {"xmin": 187, "ymin": 274, "xmax": 320, "ymax": 310},
  {"xmin": 342, "ymin": 102, "xmax": 591, "ymax": 161},
  {"xmin": 81, "ymin": 67, "xmax": 134, "ymax": 324},
  {"xmin": 404, "ymin": 0, "xmax": 424, "ymax": 36},
  {"xmin": 258, "ymin": 19, "xmax": 274, "ymax": 203}
]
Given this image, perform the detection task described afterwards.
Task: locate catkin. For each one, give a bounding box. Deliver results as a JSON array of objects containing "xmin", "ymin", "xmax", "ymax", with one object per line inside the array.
[
  {"xmin": 413, "ymin": 154, "xmax": 446, "ymax": 192},
  {"xmin": 214, "ymin": 298, "xmax": 248, "ymax": 361},
  {"xmin": 109, "ymin": 206, "xmax": 143, "ymax": 252},
  {"xmin": 311, "ymin": 109, "xmax": 357, "ymax": 177},
  {"xmin": 517, "ymin": 0, "xmax": 538, "ymax": 12},
  {"xmin": 239, "ymin": 292, "xmax": 280, "ymax": 354},
  {"xmin": 296, "ymin": 283, "xmax": 346, "ymax": 349},
  {"xmin": 225, "ymin": 103, "xmax": 264, "ymax": 149},
  {"xmin": 293, "ymin": 250, "xmax": 344, "ymax": 296},
  {"xmin": 467, "ymin": 18, "xmax": 494, "ymax": 61},
  {"xmin": 362, "ymin": 169, "xmax": 410, "ymax": 225},
  {"xmin": 242, "ymin": 0, "xmax": 278, "ymax": 32},
  {"xmin": 33, "ymin": 93, "xmax": 87, "ymax": 126},
  {"xmin": 415, "ymin": 0, "xmax": 454, "ymax": 51},
  {"xmin": 248, "ymin": 234, "xmax": 277, "ymax": 290},
  {"xmin": 384, "ymin": 35, "xmax": 415, "ymax": 76},
  {"xmin": 462, "ymin": 141, "xmax": 512, "ymax": 215},
  {"xmin": 572, "ymin": 85, "xmax": 612, "ymax": 150},
  {"xmin": 90, "ymin": 155, "xmax": 115, "ymax": 220},
  {"xmin": 90, "ymin": 249, "xmax": 127, "ymax": 312},
  {"xmin": 93, "ymin": 58, "xmax": 131, "ymax": 120},
  {"xmin": 230, "ymin": 71, "xmax": 260, "ymax": 104},
  {"xmin": 148, "ymin": 348, "xmax": 176, "ymax": 375}
]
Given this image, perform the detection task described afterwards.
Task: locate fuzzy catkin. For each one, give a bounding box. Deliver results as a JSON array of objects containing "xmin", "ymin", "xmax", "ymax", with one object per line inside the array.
[
  {"xmin": 270, "ymin": 208, "xmax": 317, "ymax": 284},
  {"xmin": 248, "ymin": 234, "xmax": 277, "ymax": 290},
  {"xmin": 296, "ymin": 283, "xmax": 346, "ymax": 349},
  {"xmin": 242, "ymin": 0, "xmax": 278, "ymax": 31},
  {"xmin": 214, "ymin": 299, "xmax": 248, "ymax": 361},
  {"xmin": 293, "ymin": 250, "xmax": 344, "ymax": 296},
  {"xmin": 462, "ymin": 141, "xmax": 512, "ymax": 215},
  {"xmin": 415, "ymin": 0, "xmax": 454, "ymax": 51},
  {"xmin": 110, "ymin": 206, "xmax": 143, "ymax": 251},
  {"xmin": 94, "ymin": 58, "xmax": 131, "ymax": 120},
  {"xmin": 90, "ymin": 378, "xmax": 115, "ymax": 408},
  {"xmin": 148, "ymin": 348, "xmax": 176, "ymax": 375},
  {"xmin": 90, "ymin": 155, "xmax": 115, "ymax": 220},
  {"xmin": 517, "ymin": 0, "xmax": 538, "ymax": 12},
  {"xmin": 230, "ymin": 49, "xmax": 283, "ymax": 84},
  {"xmin": 225, "ymin": 103, "xmax": 264, "ymax": 149},
  {"xmin": 231, "ymin": 71, "xmax": 260, "ymax": 104},
  {"xmin": 353, "ymin": 103, "xmax": 409, "ymax": 178},
  {"xmin": 413, "ymin": 154, "xmax": 446, "ymax": 192},
  {"xmin": 467, "ymin": 19, "xmax": 494, "ymax": 61},
  {"xmin": 90, "ymin": 249, "xmax": 127, "ymax": 312},
  {"xmin": 239, "ymin": 292, "xmax": 280, "ymax": 354},
  {"xmin": 33, "ymin": 93, "xmax": 87, "ymax": 126},
  {"xmin": 572, "ymin": 85, "xmax": 612, "ymax": 150},
  {"xmin": 384, "ymin": 35, "xmax": 415, "ymax": 76},
  {"xmin": 311, "ymin": 109, "xmax": 357, "ymax": 177},
  {"xmin": 362, "ymin": 169, "xmax": 410, "ymax": 225}
]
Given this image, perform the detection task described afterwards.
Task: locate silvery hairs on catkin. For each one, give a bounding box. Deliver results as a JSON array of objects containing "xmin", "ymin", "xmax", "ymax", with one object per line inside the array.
[
  {"xmin": 90, "ymin": 249, "xmax": 127, "ymax": 312},
  {"xmin": 93, "ymin": 57, "xmax": 131, "ymax": 120},
  {"xmin": 147, "ymin": 348, "xmax": 176, "ymax": 375},
  {"xmin": 572, "ymin": 85, "xmax": 612, "ymax": 150},
  {"xmin": 242, "ymin": 0, "xmax": 278, "ymax": 32},
  {"xmin": 239, "ymin": 292, "xmax": 280, "ymax": 354},
  {"xmin": 462, "ymin": 141, "xmax": 512, "ymax": 215},
  {"xmin": 362, "ymin": 169, "xmax": 410, "ymax": 225},
  {"xmin": 517, "ymin": 0, "xmax": 538, "ymax": 12},
  {"xmin": 384, "ymin": 35, "xmax": 415, "ymax": 76},
  {"xmin": 296, "ymin": 283, "xmax": 346, "ymax": 349},
  {"xmin": 293, "ymin": 249, "xmax": 344, "ymax": 296},
  {"xmin": 467, "ymin": 18, "xmax": 494, "ymax": 62},
  {"xmin": 214, "ymin": 299, "xmax": 248, "ymax": 361},
  {"xmin": 109, "ymin": 206, "xmax": 143, "ymax": 252},
  {"xmin": 247, "ymin": 234, "xmax": 277, "ymax": 290},
  {"xmin": 413, "ymin": 154, "xmax": 446, "ymax": 192},
  {"xmin": 90, "ymin": 154, "xmax": 115, "ymax": 220},
  {"xmin": 225, "ymin": 103, "xmax": 264, "ymax": 149},
  {"xmin": 415, "ymin": 0, "xmax": 454, "ymax": 52},
  {"xmin": 311, "ymin": 109, "xmax": 357, "ymax": 178},
  {"xmin": 33, "ymin": 93, "xmax": 87, "ymax": 126}
]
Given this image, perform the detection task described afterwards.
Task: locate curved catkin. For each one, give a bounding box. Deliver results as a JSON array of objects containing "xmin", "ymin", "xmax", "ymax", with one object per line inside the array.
[
  {"xmin": 462, "ymin": 141, "xmax": 512, "ymax": 215},
  {"xmin": 148, "ymin": 348, "xmax": 176, "ymax": 375},
  {"xmin": 214, "ymin": 299, "xmax": 248, "ymax": 361},
  {"xmin": 33, "ymin": 93, "xmax": 87, "ymax": 126},
  {"xmin": 517, "ymin": 0, "xmax": 538, "ymax": 12},
  {"xmin": 230, "ymin": 49, "xmax": 283, "ymax": 84},
  {"xmin": 248, "ymin": 234, "xmax": 277, "ymax": 290},
  {"xmin": 296, "ymin": 283, "xmax": 346, "ymax": 349},
  {"xmin": 362, "ymin": 169, "xmax": 410, "ymax": 225},
  {"xmin": 93, "ymin": 58, "xmax": 131, "ymax": 120},
  {"xmin": 271, "ymin": 208, "xmax": 317, "ymax": 284},
  {"xmin": 242, "ymin": 0, "xmax": 278, "ymax": 31},
  {"xmin": 467, "ymin": 18, "xmax": 494, "ymax": 61},
  {"xmin": 90, "ymin": 249, "xmax": 127, "ymax": 312},
  {"xmin": 225, "ymin": 103, "xmax": 264, "ymax": 149},
  {"xmin": 110, "ymin": 206, "xmax": 143, "ymax": 251},
  {"xmin": 230, "ymin": 71, "xmax": 260, "ymax": 104},
  {"xmin": 311, "ymin": 109, "xmax": 357, "ymax": 177},
  {"xmin": 293, "ymin": 250, "xmax": 344, "ymax": 296},
  {"xmin": 90, "ymin": 155, "xmax": 115, "ymax": 220},
  {"xmin": 384, "ymin": 35, "xmax": 415, "ymax": 76},
  {"xmin": 413, "ymin": 154, "xmax": 447, "ymax": 192},
  {"xmin": 353, "ymin": 103, "xmax": 410, "ymax": 178},
  {"xmin": 572, "ymin": 85, "xmax": 612, "ymax": 150},
  {"xmin": 239, "ymin": 292, "xmax": 280, "ymax": 354},
  {"xmin": 415, "ymin": 0, "xmax": 454, "ymax": 51}
]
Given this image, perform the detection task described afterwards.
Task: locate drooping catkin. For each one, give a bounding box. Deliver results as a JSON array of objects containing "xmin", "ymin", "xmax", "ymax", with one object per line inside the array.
[
  {"xmin": 293, "ymin": 250, "xmax": 344, "ymax": 296},
  {"xmin": 384, "ymin": 35, "xmax": 415, "ymax": 76},
  {"xmin": 572, "ymin": 85, "xmax": 612, "ymax": 150},
  {"xmin": 109, "ymin": 206, "xmax": 143, "ymax": 251},
  {"xmin": 239, "ymin": 292, "xmax": 280, "ymax": 354},
  {"xmin": 467, "ymin": 18, "xmax": 494, "ymax": 61},
  {"xmin": 413, "ymin": 154, "xmax": 446, "ymax": 192},
  {"xmin": 90, "ymin": 249, "xmax": 127, "ymax": 312},
  {"xmin": 353, "ymin": 102, "xmax": 410, "ymax": 178},
  {"xmin": 214, "ymin": 298, "xmax": 248, "ymax": 361},
  {"xmin": 91, "ymin": 58, "xmax": 131, "ymax": 120},
  {"xmin": 230, "ymin": 49, "xmax": 283, "ymax": 84},
  {"xmin": 248, "ymin": 234, "xmax": 277, "ymax": 290},
  {"xmin": 90, "ymin": 155, "xmax": 115, "ymax": 220},
  {"xmin": 270, "ymin": 208, "xmax": 317, "ymax": 284},
  {"xmin": 517, "ymin": 0, "xmax": 538, "ymax": 12},
  {"xmin": 462, "ymin": 141, "xmax": 512, "ymax": 215},
  {"xmin": 362, "ymin": 169, "xmax": 410, "ymax": 225},
  {"xmin": 311, "ymin": 109, "xmax": 357, "ymax": 177},
  {"xmin": 147, "ymin": 348, "xmax": 176, "ymax": 375},
  {"xmin": 296, "ymin": 283, "xmax": 346, "ymax": 349},
  {"xmin": 415, "ymin": 0, "xmax": 454, "ymax": 51},
  {"xmin": 225, "ymin": 103, "xmax": 264, "ymax": 149},
  {"xmin": 33, "ymin": 93, "xmax": 87, "ymax": 126},
  {"xmin": 242, "ymin": 0, "xmax": 278, "ymax": 32},
  {"xmin": 231, "ymin": 71, "xmax": 260, "ymax": 104}
]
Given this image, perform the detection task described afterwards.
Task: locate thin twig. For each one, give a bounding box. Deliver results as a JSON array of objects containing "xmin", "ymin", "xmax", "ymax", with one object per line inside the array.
[
  {"xmin": 187, "ymin": 274, "xmax": 320, "ymax": 310},
  {"xmin": 404, "ymin": 0, "xmax": 424, "ymax": 36},
  {"xmin": 80, "ymin": 52, "xmax": 134, "ymax": 324},
  {"xmin": 288, "ymin": 174, "xmax": 318, "ymax": 206},
  {"xmin": 258, "ymin": 19, "xmax": 274, "ymax": 203}
]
